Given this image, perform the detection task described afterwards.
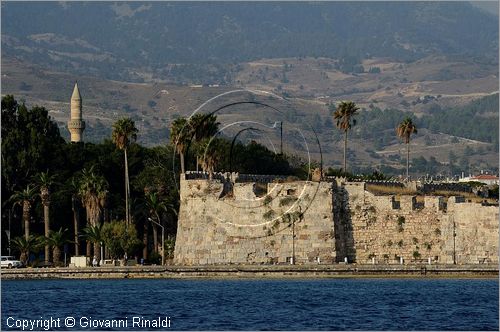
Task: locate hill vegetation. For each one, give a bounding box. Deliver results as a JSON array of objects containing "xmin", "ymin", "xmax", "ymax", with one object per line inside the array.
[{"xmin": 2, "ymin": 2, "xmax": 498, "ymax": 83}]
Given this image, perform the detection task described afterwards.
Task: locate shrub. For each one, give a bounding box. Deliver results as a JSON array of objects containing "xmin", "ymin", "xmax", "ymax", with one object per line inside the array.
[
  {"xmin": 279, "ymin": 196, "xmax": 297, "ymax": 206},
  {"xmin": 263, "ymin": 210, "xmax": 275, "ymax": 220},
  {"xmin": 413, "ymin": 251, "xmax": 421, "ymax": 259}
]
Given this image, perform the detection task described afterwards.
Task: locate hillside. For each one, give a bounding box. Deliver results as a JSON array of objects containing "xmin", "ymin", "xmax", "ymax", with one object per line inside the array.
[
  {"xmin": 1, "ymin": 1, "xmax": 498, "ymax": 177},
  {"xmin": 1, "ymin": 56, "xmax": 498, "ymax": 177},
  {"xmin": 2, "ymin": 2, "xmax": 498, "ymax": 84}
]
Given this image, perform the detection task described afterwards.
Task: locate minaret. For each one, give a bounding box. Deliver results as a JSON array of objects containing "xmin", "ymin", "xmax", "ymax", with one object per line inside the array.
[{"xmin": 67, "ymin": 82, "xmax": 86, "ymax": 142}]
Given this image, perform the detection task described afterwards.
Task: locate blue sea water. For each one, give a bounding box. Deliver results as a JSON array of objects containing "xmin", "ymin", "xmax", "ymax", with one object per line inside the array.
[{"xmin": 1, "ymin": 278, "xmax": 498, "ymax": 330}]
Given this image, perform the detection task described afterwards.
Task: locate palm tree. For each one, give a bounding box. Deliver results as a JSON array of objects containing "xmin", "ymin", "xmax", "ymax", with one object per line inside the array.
[
  {"xmin": 10, "ymin": 185, "xmax": 38, "ymax": 240},
  {"xmin": 189, "ymin": 114, "xmax": 219, "ymax": 171},
  {"xmin": 333, "ymin": 101, "xmax": 359, "ymax": 172},
  {"xmin": 78, "ymin": 166, "xmax": 108, "ymax": 257},
  {"xmin": 35, "ymin": 171, "xmax": 57, "ymax": 262},
  {"xmin": 112, "ymin": 118, "xmax": 138, "ymax": 225},
  {"xmin": 81, "ymin": 224, "xmax": 103, "ymax": 262},
  {"xmin": 199, "ymin": 137, "xmax": 225, "ymax": 180},
  {"xmin": 170, "ymin": 117, "xmax": 190, "ymax": 174},
  {"xmin": 11, "ymin": 235, "xmax": 43, "ymax": 266},
  {"xmin": 67, "ymin": 177, "xmax": 81, "ymax": 256},
  {"xmin": 141, "ymin": 192, "xmax": 172, "ymax": 255},
  {"xmin": 45, "ymin": 228, "xmax": 70, "ymax": 266},
  {"xmin": 396, "ymin": 117, "xmax": 418, "ymax": 180}
]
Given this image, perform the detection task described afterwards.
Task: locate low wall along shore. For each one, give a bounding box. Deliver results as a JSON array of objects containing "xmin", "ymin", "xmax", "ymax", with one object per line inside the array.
[
  {"xmin": 174, "ymin": 174, "xmax": 499, "ymax": 266},
  {"xmin": 2, "ymin": 264, "xmax": 498, "ymax": 280}
]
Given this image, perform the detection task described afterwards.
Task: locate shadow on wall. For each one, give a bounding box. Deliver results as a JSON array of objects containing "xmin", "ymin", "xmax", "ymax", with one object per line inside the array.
[{"xmin": 332, "ymin": 181, "xmax": 356, "ymax": 263}]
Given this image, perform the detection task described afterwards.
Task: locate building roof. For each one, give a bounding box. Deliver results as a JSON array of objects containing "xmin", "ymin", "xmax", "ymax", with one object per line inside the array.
[
  {"xmin": 471, "ymin": 174, "xmax": 499, "ymax": 180},
  {"xmin": 71, "ymin": 82, "xmax": 81, "ymax": 100}
]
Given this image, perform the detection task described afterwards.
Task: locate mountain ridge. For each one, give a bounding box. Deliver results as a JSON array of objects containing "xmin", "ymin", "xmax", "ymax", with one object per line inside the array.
[{"xmin": 2, "ymin": 2, "xmax": 498, "ymax": 83}]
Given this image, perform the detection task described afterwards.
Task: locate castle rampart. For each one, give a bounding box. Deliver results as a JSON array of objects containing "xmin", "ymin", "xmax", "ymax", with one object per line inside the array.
[{"xmin": 174, "ymin": 175, "xmax": 498, "ymax": 265}]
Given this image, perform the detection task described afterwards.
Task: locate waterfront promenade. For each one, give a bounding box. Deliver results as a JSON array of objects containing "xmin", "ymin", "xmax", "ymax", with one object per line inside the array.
[{"xmin": 2, "ymin": 264, "xmax": 498, "ymax": 280}]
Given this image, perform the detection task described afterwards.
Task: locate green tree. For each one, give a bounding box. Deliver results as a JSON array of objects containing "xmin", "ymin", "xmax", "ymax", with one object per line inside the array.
[
  {"xmin": 35, "ymin": 171, "xmax": 57, "ymax": 262},
  {"xmin": 11, "ymin": 235, "xmax": 43, "ymax": 266},
  {"xmin": 333, "ymin": 101, "xmax": 359, "ymax": 172},
  {"xmin": 112, "ymin": 118, "xmax": 138, "ymax": 225},
  {"xmin": 78, "ymin": 167, "xmax": 108, "ymax": 257},
  {"xmin": 101, "ymin": 220, "xmax": 142, "ymax": 260},
  {"xmin": 199, "ymin": 137, "xmax": 225, "ymax": 180},
  {"xmin": 140, "ymin": 192, "xmax": 176, "ymax": 255},
  {"xmin": 10, "ymin": 185, "xmax": 38, "ymax": 240},
  {"xmin": 81, "ymin": 224, "xmax": 103, "ymax": 262},
  {"xmin": 1, "ymin": 96, "xmax": 65, "ymax": 193},
  {"xmin": 189, "ymin": 113, "xmax": 219, "ymax": 171},
  {"xmin": 170, "ymin": 117, "xmax": 190, "ymax": 174},
  {"xmin": 44, "ymin": 228, "xmax": 70, "ymax": 266},
  {"xmin": 396, "ymin": 117, "xmax": 418, "ymax": 180}
]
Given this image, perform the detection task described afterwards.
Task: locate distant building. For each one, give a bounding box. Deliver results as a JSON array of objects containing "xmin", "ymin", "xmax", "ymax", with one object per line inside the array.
[
  {"xmin": 470, "ymin": 174, "xmax": 499, "ymax": 186},
  {"xmin": 459, "ymin": 173, "xmax": 499, "ymax": 185},
  {"xmin": 67, "ymin": 82, "xmax": 86, "ymax": 142}
]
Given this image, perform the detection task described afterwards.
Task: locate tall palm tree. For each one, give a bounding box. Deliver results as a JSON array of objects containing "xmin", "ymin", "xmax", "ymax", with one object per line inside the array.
[
  {"xmin": 199, "ymin": 137, "xmax": 224, "ymax": 180},
  {"xmin": 396, "ymin": 117, "xmax": 418, "ymax": 180},
  {"xmin": 170, "ymin": 117, "xmax": 190, "ymax": 174},
  {"xmin": 11, "ymin": 235, "xmax": 43, "ymax": 266},
  {"xmin": 112, "ymin": 118, "xmax": 138, "ymax": 225},
  {"xmin": 10, "ymin": 185, "xmax": 38, "ymax": 240},
  {"xmin": 67, "ymin": 177, "xmax": 81, "ymax": 256},
  {"xmin": 78, "ymin": 166, "xmax": 108, "ymax": 257},
  {"xmin": 35, "ymin": 171, "xmax": 57, "ymax": 262},
  {"xmin": 333, "ymin": 101, "xmax": 359, "ymax": 172},
  {"xmin": 45, "ymin": 228, "xmax": 70, "ymax": 266},
  {"xmin": 81, "ymin": 224, "xmax": 103, "ymax": 262},
  {"xmin": 189, "ymin": 114, "xmax": 219, "ymax": 171}
]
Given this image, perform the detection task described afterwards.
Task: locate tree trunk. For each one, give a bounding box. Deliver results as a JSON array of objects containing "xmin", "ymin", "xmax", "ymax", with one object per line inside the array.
[
  {"xmin": 20, "ymin": 251, "xmax": 28, "ymax": 266},
  {"xmin": 406, "ymin": 142, "xmax": 410, "ymax": 181},
  {"xmin": 124, "ymin": 148, "xmax": 130, "ymax": 224},
  {"xmin": 73, "ymin": 202, "xmax": 80, "ymax": 256},
  {"xmin": 343, "ymin": 130, "xmax": 348, "ymax": 173},
  {"xmin": 53, "ymin": 247, "xmax": 61, "ymax": 266},
  {"xmin": 94, "ymin": 242, "xmax": 101, "ymax": 262},
  {"xmin": 180, "ymin": 152, "xmax": 185, "ymax": 174},
  {"xmin": 23, "ymin": 201, "xmax": 30, "ymax": 240},
  {"xmin": 152, "ymin": 224, "xmax": 158, "ymax": 254},
  {"xmin": 44, "ymin": 203, "xmax": 50, "ymax": 262},
  {"xmin": 143, "ymin": 220, "xmax": 149, "ymax": 260},
  {"xmin": 86, "ymin": 240, "xmax": 92, "ymax": 258}
]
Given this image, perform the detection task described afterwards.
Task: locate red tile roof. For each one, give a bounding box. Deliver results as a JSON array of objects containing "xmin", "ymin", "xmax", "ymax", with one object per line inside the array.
[{"xmin": 471, "ymin": 174, "xmax": 499, "ymax": 180}]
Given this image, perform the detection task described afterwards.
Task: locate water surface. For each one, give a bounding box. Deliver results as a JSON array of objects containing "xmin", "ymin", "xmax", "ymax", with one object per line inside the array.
[{"xmin": 2, "ymin": 278, "xmax": 498, "ymax": 330}]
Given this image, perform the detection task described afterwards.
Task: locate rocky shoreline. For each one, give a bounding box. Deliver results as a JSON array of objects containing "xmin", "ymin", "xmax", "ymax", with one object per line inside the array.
[{"xmin": 2, "ymin": 264, "xmax": 498, "ymax": 280}]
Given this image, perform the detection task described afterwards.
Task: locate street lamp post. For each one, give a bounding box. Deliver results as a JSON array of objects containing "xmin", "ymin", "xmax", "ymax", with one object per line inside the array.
[{"xmin": 148, "ymin": 217, "xmax": 165, "ymax": 265}]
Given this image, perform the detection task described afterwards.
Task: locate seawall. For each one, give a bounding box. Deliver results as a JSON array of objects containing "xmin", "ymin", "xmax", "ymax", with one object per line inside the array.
[{"xmin": 2, "ymin": 265, "xmax": 498, "ymax": 280}]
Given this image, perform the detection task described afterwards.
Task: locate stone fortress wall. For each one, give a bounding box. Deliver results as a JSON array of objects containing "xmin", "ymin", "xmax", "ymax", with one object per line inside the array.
[{"xmin": 174, "ymin": 173, "xmax": 498, "ymax": 265}]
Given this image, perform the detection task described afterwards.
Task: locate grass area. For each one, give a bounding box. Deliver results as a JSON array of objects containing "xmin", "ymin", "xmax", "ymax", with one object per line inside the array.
[{"xmin": 366, "ymin": 184, "xmax": 417, "ymax": 196}]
